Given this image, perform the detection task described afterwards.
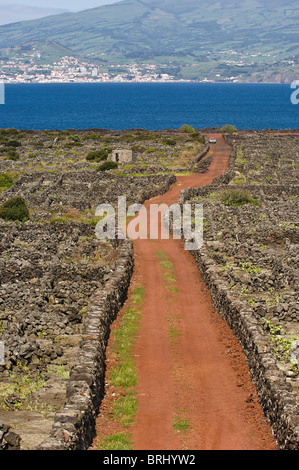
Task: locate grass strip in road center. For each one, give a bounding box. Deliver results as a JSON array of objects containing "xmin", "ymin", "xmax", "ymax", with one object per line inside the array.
[{"xmin": 96, "ymin": 286, "xmax": 145, "ymax": 450}]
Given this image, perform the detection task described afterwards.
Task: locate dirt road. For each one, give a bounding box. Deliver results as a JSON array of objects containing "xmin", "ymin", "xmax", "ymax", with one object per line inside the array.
[{"xmin": 93, "ymin": 134, "xmax": 277, "ymax": 450}]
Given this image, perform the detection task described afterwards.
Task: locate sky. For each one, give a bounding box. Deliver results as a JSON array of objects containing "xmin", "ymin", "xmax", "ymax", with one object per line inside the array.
[{"xmin": 6, "ymin": 1, "xmax": 120, "ymax": 11}]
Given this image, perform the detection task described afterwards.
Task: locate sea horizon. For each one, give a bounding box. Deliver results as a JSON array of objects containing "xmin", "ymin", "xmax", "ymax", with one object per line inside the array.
[
  {"xmin": 2, "ymin": 80, "xmax": 295, "ymax": 85},
  {"xmin": 0, "ymin": 82, "xmax": 298, "ymax": 131}
]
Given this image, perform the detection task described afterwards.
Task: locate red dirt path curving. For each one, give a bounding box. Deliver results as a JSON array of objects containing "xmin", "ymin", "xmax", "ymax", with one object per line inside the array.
[{"xmin": 93, "ymin": 134, "xmax": 278, "ymax": 450}]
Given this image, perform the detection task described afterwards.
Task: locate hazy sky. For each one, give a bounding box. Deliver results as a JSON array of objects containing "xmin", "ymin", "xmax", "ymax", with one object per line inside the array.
[{"xmin": 9, "ymin": 1, "xmax": 120, "ymax": 11}]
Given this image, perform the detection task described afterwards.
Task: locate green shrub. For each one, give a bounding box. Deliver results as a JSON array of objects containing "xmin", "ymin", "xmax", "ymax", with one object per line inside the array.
[
  {"xmin": 163, "ymin": 139, "xmax": 177, "ymax": 146},
  {"xmin": 130, "ymin": 145, "xmax": 145, "ymax": 152},
  {"xmin": 221, "ymin": 124, "xmax": 238, "ymax": 133},
  {"xmin": 219, "ymin": 189, "xmax": 259, "ymax": 207},
  {"xmin": 179, "ymin": 124, "xmax": 196, "ymax": 134},
  {"xmin": 0, "ymin": 196, "xmax": 30, "ymax": 222},
  {"xmin": 0, "ymin": 173, "xmax": 14, "ymax": 191},
  {"xmin": 5, "ymin": 150, "xmax": 19, "ymax": 161},
  {"xmin": 63, "ymin": 142, "xmax": 82, "ymax": 149},
  {"xmin": 7, "ymin": 140, "xmax": 22, "ymax": 148},
  {"xmin": 97, "ymin": 161, "xmax": 118, "ymax": 172},
  {"xmin": 86, "ymin": 149, "xmax": 110, "ymax": 162},
  {"xmin": 70, "ymin": 135, "xmax": 81, "ymax": 143},
  {"xmin": 50, "ymin": 216, "xmax": 69, "ymax": 225},
  {"xmin": 119, "ymin": 133, "xmax": 135, "ymax": 143},
  {"xmin": 0, "ymin": 128, "xmax": 19, "ymax": 136},
  {"xmin": 84, "ymin": 133, "xmax": 102, "ymax": 140},
  {"xmin": 192, "ymin": 135, "xmax": 205, "ymax": 144}
]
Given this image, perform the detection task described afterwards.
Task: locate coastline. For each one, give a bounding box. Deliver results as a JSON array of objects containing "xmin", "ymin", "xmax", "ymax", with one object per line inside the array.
[{"xmin": 1, "ymin": 80, "xmax": 294, "ymax": 85}]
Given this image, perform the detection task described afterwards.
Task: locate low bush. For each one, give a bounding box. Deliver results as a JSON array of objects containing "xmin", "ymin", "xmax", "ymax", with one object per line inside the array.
[
  {"xmin": 0, "ymin": 196, "xmax": 30, "ymax": 222},
  {"xmin": 130, "ymin": 145, "xmax": 146, "ymax": 152},
  {"xmin": 179, "ymin": 124, "xmax": 196, "ymax": 134},
  {"xmin": 7, "ymin": 140, "xmax": 22, "ymax": 148},
  {"xmin": 70, "ymin": 135, "xmax": 81, "ymax": 143},
  {"xmin": 0, "ymin": 173, "xmax": 14, "ymax": 191},
  {"xmin": 192, "ymin": 135, "xmax": 205, "ymax": 144},
  {"xmin": 84, "ymin": 133, "xmax": 102, "ymax": 140},
  {"xmin": 119, "ymin": 133, "xmax": 135, "ymax": 143},
  {"xmin": 221, "ymin": 124, "xmax": 238, "ymax": 133},
  {"xmin": 86, "ymin": 149, "xmax": 110, "ymax": 162},
  {"xmin": 219, "ymin": 189, "xmax": 259, "ymax": 207},
  {"xmin": 5, "ymin": 150, "xmax": 19, "ymax": 161},
  {"xmin": 63, "ymin": 142, "xmax": 82, "ymax": 149},
  {"xmin": 97, "ymin": 161, "xmax": 118, "ymax": 172},
  {"xmin": 163, "ymin": 139, "xmax": 177, "ymax": 146}
]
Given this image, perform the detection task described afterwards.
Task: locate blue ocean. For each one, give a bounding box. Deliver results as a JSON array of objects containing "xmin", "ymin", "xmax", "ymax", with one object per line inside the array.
[{"xmin": 0, "ymin": 83, "xmax": 298, "ymax": 131}]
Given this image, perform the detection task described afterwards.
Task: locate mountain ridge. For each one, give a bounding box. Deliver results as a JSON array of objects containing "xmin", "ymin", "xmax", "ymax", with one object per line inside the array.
[
  {"xmin": 0, "ymin": 3, "xmax": 68, "ymax": 26},
  {"xmin": 0, "ymin": 0, "xmax": 298, "ymax": 82}
]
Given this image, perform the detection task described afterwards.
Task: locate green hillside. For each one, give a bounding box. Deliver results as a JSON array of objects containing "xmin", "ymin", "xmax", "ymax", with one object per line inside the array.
[{"xmin": 0, "ymin": 0, "xmax": 298, "ymax": 81}]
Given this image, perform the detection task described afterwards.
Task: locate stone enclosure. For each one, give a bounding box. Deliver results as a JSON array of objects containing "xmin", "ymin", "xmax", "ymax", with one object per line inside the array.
[
  {"xmin": 0, "ymin": 128, "xmax": 298, "ymax": 449},
  {"xmin": 0, "ymin": 127, "xmax": 191, "ymax": 449}
]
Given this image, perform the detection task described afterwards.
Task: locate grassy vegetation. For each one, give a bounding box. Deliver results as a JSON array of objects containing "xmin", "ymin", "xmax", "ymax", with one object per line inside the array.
[
  {"xmin": 98, "ymin": 432, "xmax": 133, "ymax": 451},
  {"xmin": 86, "ymin": 149, "xmax": 110, "ymax": 162},
  {"xmin": 172, "ymin": 416, "xmax": 192, "ymax": 434},
  {"xmin": 179, "ymin": 124, "xmax": 196, "ymax": 134},
  {"xmin": 97, "ymin": 161, "xmax": 118, "ymax": 172},
  {"xmin": 156, "ymin": 251, "xmax": 182, "ymax": 348},
  {"xmin": 0, "ymin": 173, "xmax": 15, "ymax": 192},
  {"xmin": 156, "ymin": 250, "xmax": 179, "ymax": 291},
  {"xmin": 221, "ymin": 124, "xmax": 238, "ymax": 133},
  {"xmin": 239, "ymin": 261, "xmax": 261, "ymax": 275},
  {"xmin": 264, "ymin": 320, "xmax": 299, "ymax": 372},
  {"xmin": 111, "ymin": 392, "xmax": 137, "ymax": 429},
  {"xmin": 209, "ymin": 189, "xmax": 259, "ymax": 207},
  {"xmin": 0, "ymin": 363, "xmax": 45, "ymax": 412},
  {"xmin": 97, "ymin": 286, "xmax": 145, "ymax": 450}
]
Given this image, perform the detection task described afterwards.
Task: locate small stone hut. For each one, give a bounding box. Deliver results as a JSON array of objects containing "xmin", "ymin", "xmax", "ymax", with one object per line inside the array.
[{"xmin": 111, "ymin": 149, "xmax": 135, "ymax": 163}]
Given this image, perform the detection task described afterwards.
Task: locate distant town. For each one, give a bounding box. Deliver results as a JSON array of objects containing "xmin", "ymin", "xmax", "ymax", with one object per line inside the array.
[
  {"xmin": 0, "ymin": 45, "xmax": 296, "ymax": 84},
  {"xmin": 0, "ymin": 50, "xmax": 185, "ymax": 83}
]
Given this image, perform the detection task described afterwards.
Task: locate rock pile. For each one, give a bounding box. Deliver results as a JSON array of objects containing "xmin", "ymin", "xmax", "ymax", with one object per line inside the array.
[
  {"xmin": 0, "ymin": 222, "xmax": 118, "ymax": 373},
  {"xmin": 0, "ymin": 420, "xmax": 21, "ymax": 450}
]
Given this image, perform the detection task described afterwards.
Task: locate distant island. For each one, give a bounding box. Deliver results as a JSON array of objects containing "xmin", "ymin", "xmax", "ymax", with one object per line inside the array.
[{"xmin": 0, "ymin": 0, "xmax": 298, "ymax": 84}]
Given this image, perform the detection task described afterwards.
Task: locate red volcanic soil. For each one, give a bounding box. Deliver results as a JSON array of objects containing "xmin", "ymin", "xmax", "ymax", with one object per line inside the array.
[{"xmin": 92, "ymin": 134, "xmax": 277, "ymax": 451}]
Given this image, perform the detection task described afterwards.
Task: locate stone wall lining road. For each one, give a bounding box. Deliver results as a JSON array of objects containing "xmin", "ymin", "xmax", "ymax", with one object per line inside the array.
[
  {"xmin": 180, "ymin": 133, "xmax": 299, "ymax": 449},
  {"xmin": 39, "ymin": 238, "xmax": 134, "ymax": 450},
  {"xmin": 189, "ymin": 246, "xmax": 299, "ymax": 450}
]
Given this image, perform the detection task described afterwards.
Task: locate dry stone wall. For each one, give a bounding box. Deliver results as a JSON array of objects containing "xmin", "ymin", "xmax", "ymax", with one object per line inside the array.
[
  {"xmin": 180, "ymin": 132, "xmax": 299, "ymax": 449},
  {"xmin": 190, "ymin": 246, "xmax": 299, "ymax": 450},
  {"xmin": 0, "ymin": 171, "xmax": 176, "ymax": 221},
  {"xmin": 0, "ymin": 134, "xmax": 177, "ymax": 449},
  {"xmin": 39, "ymin": 238, "xmax": 134, "ymax": 450},
  {"xmin": 0, "ymin": 420, "xmax": 21, "ymax": 450}
]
